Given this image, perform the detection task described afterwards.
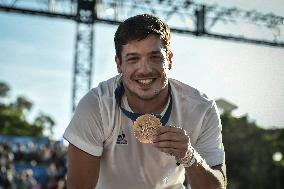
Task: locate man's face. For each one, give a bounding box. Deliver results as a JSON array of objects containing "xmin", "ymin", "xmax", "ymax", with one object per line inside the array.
[{"xmin": 115, "ymin": 35, "xmax": 173, "ymax": 101}]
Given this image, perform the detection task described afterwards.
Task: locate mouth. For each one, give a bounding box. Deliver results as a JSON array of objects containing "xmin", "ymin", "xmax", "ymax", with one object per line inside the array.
[{"xmin": 135, "ymin": 78, "xmax": 156, "ymax": 86}]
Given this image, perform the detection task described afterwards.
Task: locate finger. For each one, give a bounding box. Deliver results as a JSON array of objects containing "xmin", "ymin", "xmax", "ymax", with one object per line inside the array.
[
  {"xmin": 154, "ymin": 131, "xmax": 188, "ymax": 143},
  {"xmin": 153, "ymin": 141, "xmax": 188, "ymax": 150},
  {"xmin": 158, "ymin": 147, "xmax": 178, "ymax": 154},
  {"xmin": 153, "ymin": 141, "xmax": 189, "ymax": 157},
  {"xmin": 157, "ymin": 126, "xmax": 183, "ymax": 135},
  {"xmin": 158, "ymin": 148, "xmax": 184, "ymax": 158}
]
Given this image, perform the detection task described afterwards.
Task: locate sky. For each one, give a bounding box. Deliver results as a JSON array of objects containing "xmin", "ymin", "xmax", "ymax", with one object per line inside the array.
[{"xmin": 0, "ymin": 0, "xmax": 284, "ymax": 140}]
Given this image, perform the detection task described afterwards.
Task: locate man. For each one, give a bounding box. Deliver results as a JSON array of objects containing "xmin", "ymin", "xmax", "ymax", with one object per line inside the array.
[{"xmin": 64, "ymin": 14, "xmax": 226, "ymax": 189}]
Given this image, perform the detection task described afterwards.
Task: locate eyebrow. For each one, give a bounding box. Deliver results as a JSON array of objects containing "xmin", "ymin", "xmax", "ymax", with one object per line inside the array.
[
  {"xmin": 125, "ymin": 53, "xmax": 139, "ymax": 57},
  {"xmin": 149, "ymin": 51, "xmax": 163, "ymax": 55},
  {"xmin": 125, "ymin": 51, "xmax": 162, "ymax": 57}
]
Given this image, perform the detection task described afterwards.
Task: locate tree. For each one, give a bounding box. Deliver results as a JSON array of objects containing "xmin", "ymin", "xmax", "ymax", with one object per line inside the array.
[
  {"xmin": 0, "ymin": 82, "xmax": 10, "ymax": 97},
  {"xmin": 221, "ymin": 112, "xmax": 284, "ymax": 189},
  {"xmin": 0, "ymin": 81, "xmax": 55, "ymax": 137},
  {"xmin": 34, "ymin": 113, "xmax": 55, "ymax": 137}
]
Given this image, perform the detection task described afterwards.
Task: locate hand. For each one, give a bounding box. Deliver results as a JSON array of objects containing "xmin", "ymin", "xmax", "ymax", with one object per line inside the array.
[{"xmin": 152, "ymin": 125, "xmax": 192, "ymax": 161}]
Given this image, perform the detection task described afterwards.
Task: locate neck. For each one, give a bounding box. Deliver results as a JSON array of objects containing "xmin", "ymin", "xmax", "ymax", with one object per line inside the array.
[{"xmin": 125, "ymin": 87, "xmax": 169, "ymax": 115}]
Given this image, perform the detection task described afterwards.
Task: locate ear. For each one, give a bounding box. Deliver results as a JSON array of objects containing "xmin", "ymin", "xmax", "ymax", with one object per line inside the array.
[
  {"xmin": 115, "ymin": 55, "xmax": 122, "ymax": 73},
  {"xmin": 167, "ymin": 51, "xmax": 173, "ymax": 70}
]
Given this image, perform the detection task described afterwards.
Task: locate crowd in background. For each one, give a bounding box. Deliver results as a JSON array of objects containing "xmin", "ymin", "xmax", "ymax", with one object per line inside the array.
[{"xmin": 0, "ymin": 137, "xmax": 67, "ymax": 189}]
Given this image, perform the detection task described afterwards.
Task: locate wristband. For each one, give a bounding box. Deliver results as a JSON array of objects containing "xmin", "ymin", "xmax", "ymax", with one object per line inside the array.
[
  {"xmin": 183, "ymin": 152, "xmax": 196, "ymax": 167},
  {"xmin": 176, "ymin": 148, "xmax": 203, "ymax": 168},
  {"xmin": 176, "ymin": 146, "xmax": 194, "ymax": 165}
]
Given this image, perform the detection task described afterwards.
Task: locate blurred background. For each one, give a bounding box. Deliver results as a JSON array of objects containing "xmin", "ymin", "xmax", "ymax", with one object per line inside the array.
[{"xmin": 0, "ymin": 0, "xmax": 283, "ymax": 188}]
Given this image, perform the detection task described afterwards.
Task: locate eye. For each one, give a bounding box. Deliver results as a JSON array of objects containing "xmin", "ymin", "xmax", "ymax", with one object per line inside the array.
[
  {"xmin": 127, "ymin": 57, "xmax": 139, "ymax": 63},
  {"xmin": 150, "ymin": 55, "xmax": 164, "ymax": 62}
]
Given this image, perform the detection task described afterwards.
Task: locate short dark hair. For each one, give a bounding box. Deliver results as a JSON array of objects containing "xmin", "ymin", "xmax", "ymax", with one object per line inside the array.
[{"xmin": 114, "ymin": 14, "xmax": 171, "ymax": 61}]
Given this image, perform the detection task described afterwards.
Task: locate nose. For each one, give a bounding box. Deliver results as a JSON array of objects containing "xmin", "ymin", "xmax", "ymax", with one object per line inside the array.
[{"xmin": 137, "ymin": 58, "xmax": 152, "ymax": 74}]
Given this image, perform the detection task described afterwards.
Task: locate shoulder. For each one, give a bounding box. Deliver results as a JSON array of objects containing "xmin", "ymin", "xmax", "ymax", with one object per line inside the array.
[
  {"xmin": 91, "ymin": 75, "xmax": 121, "ymax": 98},
  {"xmin": 75, "ymin": 75, "xmax": 121, "ymax": 114},
  {"xmin": 169, "ymin": 78, "xmax": 214, "ymax": 108}
]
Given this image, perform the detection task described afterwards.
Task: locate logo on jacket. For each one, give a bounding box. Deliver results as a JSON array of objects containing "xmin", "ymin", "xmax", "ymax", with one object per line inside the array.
[{"xmin": 116, "ymin": 130, "xmax": 128, "ymax": 145}]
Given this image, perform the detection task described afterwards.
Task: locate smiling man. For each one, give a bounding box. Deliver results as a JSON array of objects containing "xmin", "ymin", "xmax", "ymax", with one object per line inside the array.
[
  {"xmin": 116, "ymin": 34, "xmax": 172, "ymax": 114},
  {"xmin": 64, "ymin": 14, "xmax": 226, "ymax": 189}
]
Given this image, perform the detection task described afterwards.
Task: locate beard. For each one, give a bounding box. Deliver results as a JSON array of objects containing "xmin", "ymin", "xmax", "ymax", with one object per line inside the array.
[
  {"xmin": 123, "ymin": 81, "xmax": 161, "ymax": 101},
  {"xmin": 122, "ymin": 75, "xmax": 168, "ymax": 101}
]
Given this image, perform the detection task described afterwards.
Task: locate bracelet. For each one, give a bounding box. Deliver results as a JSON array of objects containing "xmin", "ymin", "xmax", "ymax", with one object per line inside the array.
[
  {"xmin": 183, "ymin": 151, "xmax": 196, "ymax": 167},
  {"xmin": 176, "ymin": 147, "xmax": 204, "ymax": 168},
  {"xmin": 176, "ymin": 148, "xmax": 204, "ymax": 168},
  {"xmin": 176, "ymin": 146, "xmax": 194, "ymax": 164}
]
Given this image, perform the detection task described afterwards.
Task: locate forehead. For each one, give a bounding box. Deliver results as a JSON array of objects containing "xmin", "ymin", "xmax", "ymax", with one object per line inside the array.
[{"xmin": 121, "ymin": 35, "xmax": 165, "ymax": 56}]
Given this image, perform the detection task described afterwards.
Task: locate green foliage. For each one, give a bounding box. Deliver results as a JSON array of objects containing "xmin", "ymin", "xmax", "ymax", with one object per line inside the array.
[
  {"xmin": 34, "ymin": 112, "xmax": 55, "ymax": 136},
  {"xmin": 0, "ymin": 82, "xmax": 10, "ymax": 97},
  {"xmin": 0, "ymin": 81, "xmax": 55, "ymax": 137},
  {"xmin": 222, "ymin": 112, "xmax": 284, "ymax": 189}
]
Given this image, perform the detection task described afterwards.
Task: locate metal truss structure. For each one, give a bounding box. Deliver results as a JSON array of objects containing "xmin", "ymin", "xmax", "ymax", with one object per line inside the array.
[{"xmin": 1, "ymin": 0, "xmax": 283, "ymax": 110}]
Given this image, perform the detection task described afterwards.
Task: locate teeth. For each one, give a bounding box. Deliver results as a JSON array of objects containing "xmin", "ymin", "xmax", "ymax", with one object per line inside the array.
[{"xmin": 137, "ymin": 79, "xmax": 153, "ymax": 85}]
